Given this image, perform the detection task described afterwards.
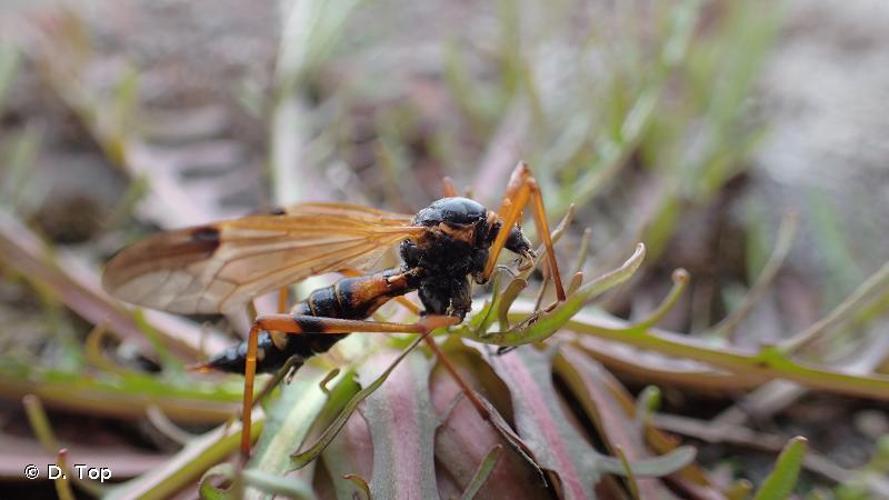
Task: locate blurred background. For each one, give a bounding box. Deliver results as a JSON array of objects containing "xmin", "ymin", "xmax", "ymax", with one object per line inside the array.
[{"xmin": 1, "ymin": 0, "xmax": 889, "ymax": 498}]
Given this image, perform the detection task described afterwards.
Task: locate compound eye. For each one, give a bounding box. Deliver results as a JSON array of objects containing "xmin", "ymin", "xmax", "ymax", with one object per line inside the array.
[{"xmin": 474, "ymin": 219, "xmax": 494, "ymax": 246}]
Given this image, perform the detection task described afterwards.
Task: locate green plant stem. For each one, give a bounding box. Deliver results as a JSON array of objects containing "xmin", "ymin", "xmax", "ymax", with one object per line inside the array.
[
  {"xmin": 780, "ymin": 259, "xmax": 889, "ymax": 353},
  {"xmin": 106, "ymin": 416, "xmax": 264, "ymax": 500},
  {"xmin": 507, "ymin": 307, "xmax": 889, "ymax": 401},
  {"xmin": 3, "ymin": 371, "xmax": 238, "ymax": 424},
  {"xmin": 710, "ymin": 211, "xmax": 797, "ymax": 340},
  {"xmin": 54, "ymin": 449, "xmax": 76, "ymax": 500},
  {"xmin": 24, "ymin": 395, "xmax": 104, "ymax": 496}
]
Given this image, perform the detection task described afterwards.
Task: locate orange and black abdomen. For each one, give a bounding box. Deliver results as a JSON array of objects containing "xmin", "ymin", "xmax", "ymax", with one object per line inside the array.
[
  {"xmin": 303, "ymin": 271, "xmax": 415, "ymax": 320},
  {"xmin": 206, "ymin": 270, "xmax": 417, "ymax": 374}
]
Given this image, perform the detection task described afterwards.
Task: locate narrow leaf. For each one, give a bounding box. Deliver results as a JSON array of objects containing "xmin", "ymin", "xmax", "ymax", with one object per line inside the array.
[
  {"xmin": 486, "ymin": 347, "xmax": 601, "ymax": 499},
  {"xmin": 361, "ymin": 351, "xmax": 438, "ymax": 500},
  {"xmin": 460, "ymin": 445, "xmax": 503, "ymax": 500},
  {"xmin": 614, "ymin": 447, "xmax": 640, "ymax": 500},
  {"xmin": 198, "ymin": 463, "xmax": 236, "ymax": 500},
  {"xmin": 596, "ymin": 447, "xmax": 697, "ymax": 477},
  {"xmin": 105, "ymin": 415, "xmax": 264, "ymax": 500},
  {"xmin": 343, "ymin": 474, "xmax": 371, "ymax": 500},
  {"xmin": 753, "ymin": 436, "xmax": 807, "ymax": 500},
  {"xmin": 429, "ymin": 341, "xmax": 550, "ymax": 499},
  {"xmin": 291, "ymin": 332, "xmax": 430, "ymax": 468},
  {"xmin": 461, "ymin": 243, "xmax": 645, "ymax": 346},
  {"xmin": 249, "ymin": 366, "xmax": 334, "ymax": 479}
]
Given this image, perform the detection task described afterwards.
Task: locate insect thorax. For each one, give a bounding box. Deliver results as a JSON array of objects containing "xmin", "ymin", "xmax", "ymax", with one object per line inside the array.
[{"xmin": 400, "ymin": 198, "xmax": 496, "ymax": 318}]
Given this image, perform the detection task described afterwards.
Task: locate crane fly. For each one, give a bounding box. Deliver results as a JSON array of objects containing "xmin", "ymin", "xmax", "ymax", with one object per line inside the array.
[{"xmin": 102, "ymin": 162, "xmax": 566, "ymax": 458}]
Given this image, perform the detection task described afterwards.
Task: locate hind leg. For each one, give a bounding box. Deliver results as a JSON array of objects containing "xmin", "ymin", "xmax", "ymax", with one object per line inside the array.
[{"xmin": 238, "ymin": 314, "xmax": 458, "ymax": 459}]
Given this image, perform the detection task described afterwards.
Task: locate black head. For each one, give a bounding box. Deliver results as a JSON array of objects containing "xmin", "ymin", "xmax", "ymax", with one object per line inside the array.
[{"xmin": 413, "ymin": 197, "xmax": 487, "ymax": 227}]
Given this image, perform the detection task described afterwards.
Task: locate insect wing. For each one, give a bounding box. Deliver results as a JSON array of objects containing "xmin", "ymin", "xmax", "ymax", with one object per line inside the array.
[{"xmin": 102, "ymin": 204, "xmax": 422, "ymax": 314}]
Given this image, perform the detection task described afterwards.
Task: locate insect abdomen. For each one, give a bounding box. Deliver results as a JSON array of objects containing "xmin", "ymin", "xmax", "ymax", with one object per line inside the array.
[{"xmin": 204, "ymin": 271, "xmax": 415, "ymax": 374}]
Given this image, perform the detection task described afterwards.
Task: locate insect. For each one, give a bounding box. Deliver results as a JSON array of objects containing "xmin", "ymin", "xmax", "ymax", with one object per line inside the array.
[{"xmin": 102, "ymin": 162, "xmax": 566, "ymax": 458}]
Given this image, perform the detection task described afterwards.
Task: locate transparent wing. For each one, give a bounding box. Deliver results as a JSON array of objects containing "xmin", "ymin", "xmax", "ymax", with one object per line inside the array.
[{"xmin": 102, "ymin": 203, "xmax": 422, "ymax": 314}]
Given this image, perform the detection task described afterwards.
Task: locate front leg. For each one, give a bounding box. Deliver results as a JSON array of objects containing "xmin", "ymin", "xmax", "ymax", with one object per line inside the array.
[{"xmin": 482, "ymin": 162, "xmax": 566, "ymax": 301}]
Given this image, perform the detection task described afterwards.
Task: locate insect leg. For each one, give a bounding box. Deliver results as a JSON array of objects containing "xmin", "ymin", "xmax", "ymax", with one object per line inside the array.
[
  {"xmin": 239, "ymin": 313, "xmax": 458, "ymax": 459},
  {"xmin": 334, "ymin": 271, "xmax": 494, "ymax": 422},
  {"xmin": 442, "ymin": 176, "xmax": 458, "ymax": 197},
  {"xmin": 482, "ymin": 162, "xmax": 566, "ymax": 301}
]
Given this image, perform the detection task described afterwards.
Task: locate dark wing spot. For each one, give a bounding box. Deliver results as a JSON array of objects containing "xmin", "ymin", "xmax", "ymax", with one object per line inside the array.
[
  {"xmin": 246, "ymin": 206, "xmax": 287, "ymax": 216},
  {"xmin": 189, "ymin": 226, "xmax": 221, "ymax": 254}
]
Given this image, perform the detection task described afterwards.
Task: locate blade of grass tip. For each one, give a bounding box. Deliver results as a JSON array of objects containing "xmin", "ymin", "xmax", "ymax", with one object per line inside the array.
[
  {"xmin": 780, "ymin": 258, "xmax": 889, "ymax": 354},
  {"xmin": 634, "ymin": 386, "xmax": 662, "ymax": 430},
  {"xmin": 23, "ymin": 395, "xmax": 104, "ymax": 496},
  {"xmin": 84, "ymin": 321, "xmax": 140, "ymax": 376},
  {"xmin": 290, "ymin": 329, "xmax": 434, "ymax": 468},
  {"xmin": 343, "ymin": 474, "xmax": 371, "ymax": 500},
  {"xmin": 566, "ymin": 272, "xmax": 583, "ymax": 296},
  {"xmin": 497, "ymin": 277, "xmax": 528, "ymax": 331},
  {"xmin": 571, "ymin": 227, "xmax": 593, "ymax": 278},
  {"xmin": 726, "ymin": 480, "xmax": 754, "ymax": 500},
  {"xmin": 197, "ymin": 463, "xmax": 235, "ymax": 500},
  {"xmin": 54, "ymin": 449, "xmax": 76, "ymax": 500},
  {"xmin": 598, "ymin": 446, "xmax": 698, "ymax": 478},
  {"xmin": 471, "ymin": 271, "xmax": 503, "ymax": 337},
  {"xmin": 753, "ymin": 436, "xmax": 807, "ymax": 500},
  {"xmin": 614, "ymin": 446, "xmax": 640, "ymax": 500},
  {"xmin": 710, "ymin": 211, "xmax": 797, "ymax": 341},
  {"xmin": 459, "ymin": 445, "xmax": 503, "ymax": 500},
  {"xmin": 23, "ymin": 394, "xmax": 60, "ymax": 454},
  {"xmin": 627, "ymin": 269, "xmax": 689, "ymax": 332},
  {"xmin": 319, "ymin": 367, "xmax": 341, "ymax": 395}
]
